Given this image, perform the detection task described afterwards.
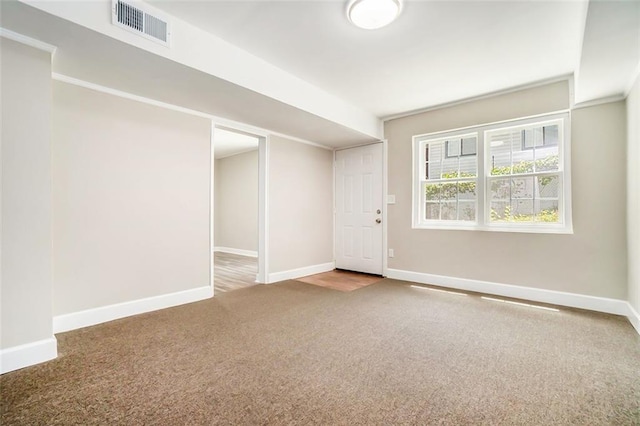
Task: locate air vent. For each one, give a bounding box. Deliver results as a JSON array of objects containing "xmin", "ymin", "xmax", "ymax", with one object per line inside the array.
[{"xmin": 112, "ymin": 0, "xmax": 170, "ymax": 47}]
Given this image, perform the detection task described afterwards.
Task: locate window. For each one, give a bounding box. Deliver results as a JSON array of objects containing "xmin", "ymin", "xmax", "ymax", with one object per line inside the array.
[
  {"xmin": 445, "ymin": 137, "xmax": 477, "ymax": 158},
  {"xmin": 420, "ymin": 133, "xmax": 478, "ymax": 222},
  {"xmin": 413, "ymin": 113, "xmax": 571, "ymax": 233},
  {"xmin": 522, "ymin": 125, "xmax": 558, "ymax": 150}
]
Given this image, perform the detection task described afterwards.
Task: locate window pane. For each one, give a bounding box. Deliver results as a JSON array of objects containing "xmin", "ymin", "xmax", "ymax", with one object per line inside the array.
[
  {"xmin": 522, "ymin": 128, "xmax": 544, "ymax": 149},
  {"xmin": 425, "ymin": 142, "xmax": 443, "ymax": 180},
  {"xmin": 534, "ymin": 125, "xmax": 559, "ymax": 171},
  {"xmin": 543, "ymin": 125, "xmax": 559, "ymax": 146},
  {"xmin": 489, "ymin": 175, "xmax": 559, "ymax": 223},
  {"xmin": 440, "ymin": 202, "xmax": 457, "ymax": 220},
  {"xmin": 426, "ymin": 138, "xmax": 478, "ymax": 179},
  {"xmin": 511, "ymin": 129, "xmax": 534, "ymax": 175},
  {"xmin": 441, "ymin": 156, "xmax": 459, "ymax": 178},
  {"xmin": 488, "ymin": 130, "xmax": 513, "ymax": 176},
  {"xmin": 511, "ymin": 199, "xmax": 534, "ymax": 221},
  {"xmin": 425, "ymin": 183, "xmax": 441, "ymax": 201},
  {"xmin": 446, "ymin": 139, "xmax": 460, "ymax": 157},
  {"xmin": 440, "ymin": 182, "xmax": 457, "ymax": 201},
  {"xmin": 537, "ymin": 175, "xmax": 559, "ymax": 198},
  {"xmin": 490, "ymin": 201, "xmax": 509, "ymax": 222},
  {"xmin": 488, "ymin": 122, "xmax": 561, "ymax": 176},
  {"xmin": 489, "ymin": 177, "xmax": 536, "ymax": 222},
  {"xmin": 425, "ymin": 202, "xmax": 440, "ymax": 220},
  {"xmin": 459, "ymin": 155, "xmax": 477, "ymax": 177},
  {"xmin": 461, "ymin": 137, "xmax": 477, "ymax": 156},
  {"xmin": 490, "ymin": 178, "xmax": 511, "ymax": 201},
  {"xmin": 458, "ymin": 201, "xmax": 476, "ymax": 221},
  {"xmin": 511, "ymin": 177, "xmax": 534, "ymax": 199},
  {"xmin": 424, "ymin": 181, "xmax": 476, "ymax": 223},
  {"xmin": 535, "ymin": 200, "xmax": 559, "ymax": 223},
  {"xmin": 458, "ymin": 181, "xmax": 476, "ymax": 200},
  {"xmin": 535, "ymin": 153, "xmax": 559, "ymax": 172}
]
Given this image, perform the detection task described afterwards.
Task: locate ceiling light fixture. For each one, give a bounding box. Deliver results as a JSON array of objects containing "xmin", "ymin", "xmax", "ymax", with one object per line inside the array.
[{"xmin": 347, "ymin": 0, "xmax": 403, "ymax": 30}]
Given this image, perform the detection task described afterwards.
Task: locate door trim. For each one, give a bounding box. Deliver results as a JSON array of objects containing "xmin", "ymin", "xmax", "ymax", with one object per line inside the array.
[
  {"xmin": 382, "ymin": 139, "xmax": 388, "ymax": 277},
  {"xmin": 210, "ymin": 123, "xmax": 270, "ymax": 294}
]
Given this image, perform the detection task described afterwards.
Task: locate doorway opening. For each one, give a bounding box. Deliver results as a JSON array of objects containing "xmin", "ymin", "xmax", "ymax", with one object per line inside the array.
[{"xmin": 212, "ymin": 125, "xmax": 265, "ymax": 293}]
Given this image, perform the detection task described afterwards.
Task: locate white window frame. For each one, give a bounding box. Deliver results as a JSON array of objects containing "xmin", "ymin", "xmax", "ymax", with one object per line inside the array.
[
  {"xmin": 415, "ymin": 132, "xmax": 480, "ymax": 230},
  {"xmin": 412, "ymin": 111, "xmax": 572, "ymax": 234}
]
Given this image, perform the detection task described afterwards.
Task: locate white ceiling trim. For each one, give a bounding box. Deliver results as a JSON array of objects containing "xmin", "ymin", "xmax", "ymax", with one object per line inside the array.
[
  {"xmin": 572, "ymin": 94, "xmax": 627, "ymax": 111},
  {"xmin": 0, "ymin": 26, "xmax": 56, "ymax": 57},
  {"xmin": 20, "ymin": 0, "xmax": 381, "ymax": 140},
  {"xmin": 382, "ymin": 75, "xmax": 573, "ymax": 123},
  {"xmin": 625, "ymin": 60, "xmax": 640, "ymax": 97},
  {"xmin": 574, "ymin": 0, "xmax": 640, "ymax": 104},
  {"xmin": 52, "ymin": 72, "xmax": 334, "ymax": 151},
  {"xmin": 571, "ymin": 0, "xmax": 590, "ymax": 103}
]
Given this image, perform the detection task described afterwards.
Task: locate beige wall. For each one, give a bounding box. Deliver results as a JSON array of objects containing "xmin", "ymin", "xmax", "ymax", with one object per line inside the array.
[
  {"xmin": 214, "ymin": 150, "xmax": 258, "ymax": 252},
  {"xmin": 385, "ymin": 81, "xmax": 628, "ymax": 299},
  {"xmin": 628, "ymin": 75, "xmax": 640, "ymax": 313},
  {"xmin": 269, "ymin": 136, "xmax": 333, "ymax": 273},
  {"xmin": 0, "ymin": 39, "xmax": 54, "ymax": 349},
  {"xmin": 52, "ymin": 82, "xmax": 211, "ymax": 316}
]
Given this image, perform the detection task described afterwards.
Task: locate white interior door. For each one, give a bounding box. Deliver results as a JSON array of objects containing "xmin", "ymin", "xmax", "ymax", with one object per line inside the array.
[{"xmin": 335, "ymin": 143, "xmax": 383, "ymax": 275}]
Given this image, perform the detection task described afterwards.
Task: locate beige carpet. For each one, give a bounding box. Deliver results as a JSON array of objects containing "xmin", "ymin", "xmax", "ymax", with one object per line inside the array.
[{"xmin": 1, "ymin": 279, "xmax": 639, "ymax": 425}]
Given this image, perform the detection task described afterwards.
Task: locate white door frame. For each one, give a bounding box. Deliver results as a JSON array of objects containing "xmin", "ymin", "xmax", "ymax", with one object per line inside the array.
[
  {"xmin": 210, "ymin": 122, "xmax": 270, "ymax": 295},
  {"xmin": 333, "ymin": 140, "xmax": 388, "ymax": 276}
]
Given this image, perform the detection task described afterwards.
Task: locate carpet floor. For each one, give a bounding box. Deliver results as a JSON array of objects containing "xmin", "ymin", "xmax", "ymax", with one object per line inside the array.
[{"xmin": 1, "ymin": 279, "xmax": 639, "ymax": 425}]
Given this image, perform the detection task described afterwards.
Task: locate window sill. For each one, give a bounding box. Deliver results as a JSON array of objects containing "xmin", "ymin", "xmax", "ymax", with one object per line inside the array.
[{"xmin": 412, "ymin": 223, "xmax": 574, "ymax": 235}]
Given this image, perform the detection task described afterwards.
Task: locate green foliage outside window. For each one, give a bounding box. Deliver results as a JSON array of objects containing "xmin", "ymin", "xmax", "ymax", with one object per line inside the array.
[
  {"xmin": 425, "ymin": 171, "xmax": 476, "ymax": 201},
  {"xmin": 491, "ymin": 155, "xmax": 558, "ymax": 186},
  {"xmin": 490, "ymin": 205, "xmax": 559, "ymax": 223},
  {"xmin": 425, "ymin": 155, "xmax": 560, "ymax": 222}
]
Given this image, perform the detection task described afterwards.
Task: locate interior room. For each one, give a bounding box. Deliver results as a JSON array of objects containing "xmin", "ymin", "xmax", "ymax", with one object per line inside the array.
[
  {"xmin": 1, "ymin": 0, "xmax": 639, "ymax": 424},
  {"xmin": 213, "ymin": 127, "xmax": 260, "ymax": 293}
]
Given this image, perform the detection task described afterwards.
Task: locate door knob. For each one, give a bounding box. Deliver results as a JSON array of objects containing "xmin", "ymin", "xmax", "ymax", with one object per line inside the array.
[{"xmin": 376, "ymin": 218, "xmax": 382, "ymax": 224}]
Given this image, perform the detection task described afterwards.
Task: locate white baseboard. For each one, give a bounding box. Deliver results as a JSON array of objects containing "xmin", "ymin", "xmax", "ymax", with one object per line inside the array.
[
  {"xmin": 1, "ymin": 337, "xmax": 57, "ymax": 374},
  {"xmin": 386, "ymin": 268, "xmax": 632, "ymax": 318},
  {"xmin": 627, "ymin": 303, "xmax": 640, "ymax": 335},
  {"xmin": 214, "ymin": 246, "xmax": 258, "ymax": 258},
  {"xmin": 53, "ymin": 286, "xmax": 213, "ymax": 333},
  {"xmin": 268, "ymin": 262, "xmax": 335, "ymax": 283}
]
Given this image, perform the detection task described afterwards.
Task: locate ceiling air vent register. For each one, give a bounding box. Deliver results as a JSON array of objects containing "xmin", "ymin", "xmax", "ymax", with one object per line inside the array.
[{"xmin": 112, "ymin": 0, "xmax": 171, "ymax": 47}]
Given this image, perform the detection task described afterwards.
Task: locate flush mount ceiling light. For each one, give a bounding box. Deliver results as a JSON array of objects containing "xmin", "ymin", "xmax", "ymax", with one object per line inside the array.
[{"xmin": 347, "ymin": 0, "xmax": 403, "ymax": 30}]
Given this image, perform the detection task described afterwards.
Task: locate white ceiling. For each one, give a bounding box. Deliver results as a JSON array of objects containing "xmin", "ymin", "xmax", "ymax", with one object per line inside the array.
[
  {"xmin": 149, "ymin": 0, "xmax": 588, "ymax": 118},
  {"xmin": 2, "ymin": 0, "xmax": 638, "ymax": 148},
  {"xmin": 214, "ymin": 128, "xmax": 259, "ymax": 159},
  {"xmin": 575, "ymin": 0, "xmax": 640, "ymax": 104}
]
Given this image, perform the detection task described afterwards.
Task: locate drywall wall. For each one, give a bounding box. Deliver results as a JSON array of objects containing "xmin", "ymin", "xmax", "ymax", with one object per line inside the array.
[
  {"xmin": 0, "ymin": 39, "xmax": 54, "ymax": 351},
  {"xmin": 268, "ymin": 136, "xmax": 333, "ymax": 273},
  {"xmin": 214, "ymin": 150, "xmax": 259, "ymax": 252},
  {"xmin": 385, "ymin": 81, "xmax": 628, "ymax": 299},
  {"xmin": 628, "ymin": 74, "xmax": 640, "ymax": 314},
  {"xmin": 52, "ymin": 81, "xmax": 211, "ymax": 316}
]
